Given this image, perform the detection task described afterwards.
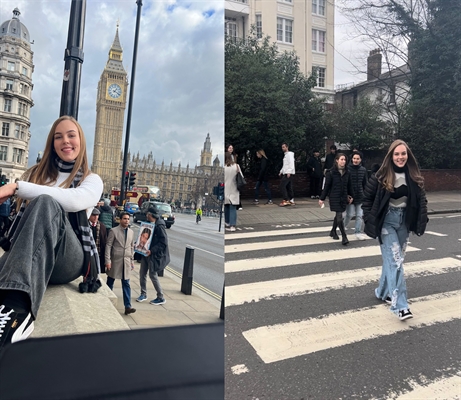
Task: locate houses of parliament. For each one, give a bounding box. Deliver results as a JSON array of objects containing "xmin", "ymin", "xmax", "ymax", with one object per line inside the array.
[{"xmin": 91, "ymin": 27, "xmax": 223, "ymax": 207}]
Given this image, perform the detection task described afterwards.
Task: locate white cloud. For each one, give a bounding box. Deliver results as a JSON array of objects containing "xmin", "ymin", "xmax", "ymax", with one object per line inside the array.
[{"xmin": 0, "ymin": 0, "xmax": 224, "ymax": 172}]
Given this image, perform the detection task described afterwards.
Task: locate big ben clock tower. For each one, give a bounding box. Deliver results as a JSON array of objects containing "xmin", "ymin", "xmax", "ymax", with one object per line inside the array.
[{"xmin": 92, "ymin": 24, "xmax": 128, "ymax": 192}]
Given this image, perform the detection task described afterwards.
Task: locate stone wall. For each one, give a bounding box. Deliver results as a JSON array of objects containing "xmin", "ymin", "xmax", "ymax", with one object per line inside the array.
[{"xmin": 239, "ymin": 169, "xmax": 461, "ymax": 199}]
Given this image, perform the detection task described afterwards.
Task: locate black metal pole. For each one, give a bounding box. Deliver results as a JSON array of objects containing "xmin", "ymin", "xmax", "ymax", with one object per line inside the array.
[
  {"xmin": 119, "ymin": 0, "xmax": 143, "ymax": 207},
  {"xmin": 60, "ymin": 0, "xmax": 86, "ymax": 119}
]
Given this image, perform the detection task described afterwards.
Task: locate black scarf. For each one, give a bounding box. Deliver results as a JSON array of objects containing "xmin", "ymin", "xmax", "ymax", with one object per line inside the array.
[{"xmin": 6, "ymin": 158, "xmax": 101, "ymax": 293}]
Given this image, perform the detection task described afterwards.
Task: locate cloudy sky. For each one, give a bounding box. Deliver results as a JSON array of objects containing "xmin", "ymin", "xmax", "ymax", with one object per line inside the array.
[{"xmin": 0, "ymin": 0, "xmax": 224, "ymax": 169}]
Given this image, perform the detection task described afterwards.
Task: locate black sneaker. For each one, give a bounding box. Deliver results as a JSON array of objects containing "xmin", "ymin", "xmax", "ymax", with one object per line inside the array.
[
  {"xmin": 0, "ymin": 305, "xmax": 34, "ymax": 350},
  {"xmin": 384, "ymin": 296, "xmax": 392, "ymax": 304},
  {"xmin": 398, "ymin": 309, "xmax": 413, "ymax": 321}
]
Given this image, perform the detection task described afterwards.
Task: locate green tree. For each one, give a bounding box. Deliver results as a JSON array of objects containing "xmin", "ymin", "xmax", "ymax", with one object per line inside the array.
[
  {"xmin": 401, "ymin": 0, "xmax": 461, "ymax": 168},
  {"xmin": 225, "ymin": 32, "xmax": 325, "ymax": 175},
  {"xmin": 326, "ymin": 97, "xmax": 393, "ymax": 151}
]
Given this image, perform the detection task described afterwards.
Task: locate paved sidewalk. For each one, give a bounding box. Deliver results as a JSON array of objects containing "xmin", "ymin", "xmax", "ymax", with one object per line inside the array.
[
  {"xmin": 109, "ymin": 263, "xmax": 222, "ymax": 329},
  {"xmin": 236, "ymin": 191, "xmax": 461, "ymax": 226}
]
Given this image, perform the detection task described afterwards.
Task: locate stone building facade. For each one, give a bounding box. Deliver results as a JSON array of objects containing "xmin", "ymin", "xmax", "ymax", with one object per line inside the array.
[
  {"xmin": 127, "ymin": 133, "xmax": 223, "ymax": 208},
  {"xmin": 92, "ymin": 26, "xmax": 128, "ymax": 192},
  {"xmin": 0, "ymin": 8, "xmax": 33, "ymax": 182}
]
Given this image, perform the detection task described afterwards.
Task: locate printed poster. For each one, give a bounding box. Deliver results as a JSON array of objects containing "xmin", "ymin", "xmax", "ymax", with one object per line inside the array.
[{"xmin": 134, "ymin": 221, "xmax": 155, "ymax": 256}]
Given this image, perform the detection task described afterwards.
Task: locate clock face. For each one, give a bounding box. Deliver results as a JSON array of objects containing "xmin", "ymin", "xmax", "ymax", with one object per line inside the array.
[{"xmin": 108, "ymin": 83, "xmax": 122, "ymax": 99}]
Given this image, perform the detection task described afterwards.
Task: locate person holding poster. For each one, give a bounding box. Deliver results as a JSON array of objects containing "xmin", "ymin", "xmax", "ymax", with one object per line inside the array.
[
  {"xmin": 136, "ymin": 206, "xmax": 170, "ymax": 305},
  {"xmin": 134, "ymin": 224, "xmax": 153, "ymax": 255}
]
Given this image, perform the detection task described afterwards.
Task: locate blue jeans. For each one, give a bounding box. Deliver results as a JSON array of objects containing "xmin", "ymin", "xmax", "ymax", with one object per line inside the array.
[
  {"xmin": 344, "ymin": 203, "xmax": 363, "ymax": 234},
  {"xmin": 224, "ymin": 204, "xmax": 237, "ymax": 226},
  {"xmin": 254, "ymin": 180, "xmax": 272, "ymax": 201},
  {"xmin": 375, "ymin": 207, "xmax": 409, "ymax": 313},
  {"xmin": 106, "ymin": 276, "xmax": 132, "ymax": 308}
]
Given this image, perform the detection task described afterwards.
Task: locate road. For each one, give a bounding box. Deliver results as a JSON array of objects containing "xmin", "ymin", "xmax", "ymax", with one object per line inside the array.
[
  {"xmin": 131, "ymin": 212, "xmax": 224, "ymax": 299},
  {"xmin": 225, "ymin": 214, "xmax": 461, "ymax": 399}
]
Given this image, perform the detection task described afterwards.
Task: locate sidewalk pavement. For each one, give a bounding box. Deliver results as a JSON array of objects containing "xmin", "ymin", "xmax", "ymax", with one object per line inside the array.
[
  {"xmin": 237, "ymin": 191, "xmax": 461, "ymax": 226},
  {"xmin": 109, "ymin": 263, "xmax": 222, "ymax": 329}
]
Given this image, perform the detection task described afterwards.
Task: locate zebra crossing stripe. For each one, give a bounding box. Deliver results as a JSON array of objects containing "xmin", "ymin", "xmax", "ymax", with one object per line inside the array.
[
  {"xmin": 385, "ymin": 372, "xmax": 461, "ymax": 399},
  {"xmin": 226, "ymin": 257, "xmax": 461, "ymax": 306},
  {"xmin": 242, "ymin": 290, "xmax": 461, "ymax": 364},
  {"xmin": 225, "ymin": 227, "xmax": 330, "ymax": 240},
  {"xmin": 225, "ymin": 246, "xmax": 420, "ymax": 273},
  {"xmin": 225, "ymin": 234, "xmax": 372, "ymax": 253}
]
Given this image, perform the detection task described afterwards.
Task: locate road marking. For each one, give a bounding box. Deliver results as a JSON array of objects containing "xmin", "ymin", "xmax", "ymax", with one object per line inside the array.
[
  {"xmin": 242, "ymin": 290, "xmax": 461, "ymax": 364},
  {"xmin": 446, "ymin": 215, "xmax": 461, "ymax": 218},
  {"xmin": 225, "ymin": 227, "xmax": 330, "ymax": 240},
  {"xmin": 226, "ymin": 258, "xmax": 461, "ymax": 306},
  {"xmin": 225, "ymin": 235, "xmax": 372, "ymax": 253},
  {"xmin": 383, "ymin": 372, "xmax": 461, "ymax": 399},
  {"xmin": 225, "ymin": 246, "xmax": 420, "ymax": 273},
  {"xmin": 425, "ymin": 231, "xmax": 448, "ymax": 237},
  {"xmin": 186, "ymin": 245, "xmax": 224, "ymax": 258},
  {"xmin": 165, "ymin": 266, "xmax": 222, "ymax": 301},
  {"xmin": 231, "ymin": 364, "xmax": 249, "ymax": 375}
]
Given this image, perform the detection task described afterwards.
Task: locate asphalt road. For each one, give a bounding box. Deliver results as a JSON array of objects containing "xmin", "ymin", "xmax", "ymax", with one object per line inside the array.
[
  {"xmin": 131, "ymin": 212, "xmax": 224, "ymax": 298},
  {"xmin": 225, "ymin": 214, "xmax": 461, "ymax": 399}
]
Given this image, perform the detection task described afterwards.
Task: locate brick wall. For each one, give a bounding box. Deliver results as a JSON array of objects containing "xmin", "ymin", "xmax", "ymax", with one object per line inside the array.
[{"xmin": 240, "ymin": 169, "xmax": 461, "ymax": 199}]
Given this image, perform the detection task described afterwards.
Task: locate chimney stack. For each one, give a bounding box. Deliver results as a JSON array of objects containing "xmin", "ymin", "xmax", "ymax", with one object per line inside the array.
[{"xmin": 367, "ymin": 49, "xmax": 382, "ymax": 81}]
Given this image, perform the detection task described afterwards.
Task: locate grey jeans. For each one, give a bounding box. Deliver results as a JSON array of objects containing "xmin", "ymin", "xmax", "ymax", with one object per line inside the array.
[
  {"xmin": 0, "ymin": 195, "xmax": 84, "ymax": 318},
  {"xmin": 139, "ymin": 256, "xmax": 163, "ymax": 299}
]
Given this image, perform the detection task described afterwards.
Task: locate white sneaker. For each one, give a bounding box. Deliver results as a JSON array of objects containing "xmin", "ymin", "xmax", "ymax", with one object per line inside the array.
[
  {"xmin": 289, "ymin": 199, "xmax": 295, "ymax": 205},
  {"xmin": 355, "ymin": 233, "xmax": 366, "ymax": 241},
  {"xmin": 225, "ymin": 223, "xmax": 230, "ymax": 228}
]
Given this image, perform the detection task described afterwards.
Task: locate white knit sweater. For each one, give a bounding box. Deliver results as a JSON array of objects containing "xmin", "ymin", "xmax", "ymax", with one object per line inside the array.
[{"xmin": 17, "ymin": 172, "xmax": 103, "ymax": 218}]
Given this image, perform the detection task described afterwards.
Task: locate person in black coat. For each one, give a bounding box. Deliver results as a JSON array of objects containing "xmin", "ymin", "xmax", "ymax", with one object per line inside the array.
[
  {"xmin": 319, "ymin": 153, "xmax": 354, "ymax": 245},
  {"xmin": 307, "ymin": 150, "xmax": 323, "ymax": 199},
  {"xmin": 254, "ymin": 149, "xmax": 273, "ymax": 205},
  {"xmin": 344, "ymin": 151, "xmax": 368, "ymax": 240},
  {"xmin": 362, "ymin": 140, "xmax": 428, "ymax": 321}
]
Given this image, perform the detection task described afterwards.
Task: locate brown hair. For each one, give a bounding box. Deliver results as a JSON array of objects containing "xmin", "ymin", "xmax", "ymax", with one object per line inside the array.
[
  {"xmin": 225, "ymin": 151, "xmax": 235, "ymax": 167},
  {"xmin": 256, "ymin": 149, "xmax": 267, "ymax": 159},
  {"xmin": 377, "ymin": 139, "xmax": 424, "ymax": 191},
  {"xmin": 18, "ymin": 116, "xmax": 91, "ymax": 206}
]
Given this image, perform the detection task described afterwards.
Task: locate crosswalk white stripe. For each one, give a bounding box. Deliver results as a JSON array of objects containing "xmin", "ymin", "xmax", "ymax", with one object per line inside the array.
[
  {"xmin": 386, "ymin": 372, "xmax": 461, "ymax": 399},
  {"xmin": 225, "ymin": 234, "xmax": 372, "ymax": 253},
  {"xmin": 225, "ymin": 246, "xmax": 420, "ymax": 273},
  {"xmin": 226, "ymin": 257, "xmax": 461, "ymax": 306},
  {"xmin": 242, "ymin": 290, "xmax": 461, "ymax": 364},
  {"xmin": 425, "ymin": 231, "xmax": 448, "ymax": 237},
  {"xmin": 226, "ymin": 227, "xmax": 331, "ymax": 240}
]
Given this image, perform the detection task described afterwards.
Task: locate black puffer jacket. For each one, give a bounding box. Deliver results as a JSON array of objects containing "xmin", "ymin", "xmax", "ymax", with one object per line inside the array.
[
  {"xmin": 348, "ymin": 164, "xmax": 368, "ymax": 204},
  {"xmin": 362, "ymin": 175, "xmax": 429, "ymax": 244},
  {"xmin": 307, "ymin": 156, "xmax": 323, "ymax": 178},
  {"xmin": 320, "ymin": 168, "xmax": 354, "ymax": 212},
  {"xmin": 257, "ymin": 157, "xmax": 269, "ymax": 182}
]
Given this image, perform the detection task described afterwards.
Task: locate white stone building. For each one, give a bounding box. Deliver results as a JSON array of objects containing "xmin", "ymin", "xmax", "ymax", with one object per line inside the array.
[
  {"xmin": 0, "ymin": 8, "xmax": 33, "ymax": 182},
  {"xmin": 225, "ymin": 0, "xmax": 335, "ymax": 103}
]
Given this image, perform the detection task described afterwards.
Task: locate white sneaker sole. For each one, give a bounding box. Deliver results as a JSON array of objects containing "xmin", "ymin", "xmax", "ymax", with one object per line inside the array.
[{"xmin": 11, "ymin": 318, "xmax": 34, "ymax": 343}]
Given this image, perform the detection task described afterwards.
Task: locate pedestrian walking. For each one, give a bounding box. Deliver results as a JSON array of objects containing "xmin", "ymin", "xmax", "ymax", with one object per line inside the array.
[
  {"xmin": 0, "ymin": 115, "xmax": 103, "ymax": 351},
  {"xmin": 323, "ymin": 145, "xmax": 337, "ymax": 174},
  {"xmin": 319, "ymin": 153, "xmax": 354, "ymax": 245},
  {"xmin": 227, "ymin": 144, "xmax": 243, "ymax": 210},
  {"xmin": 307, "ymin": 149, "xmax": 322, "ymax": 199},
  {"xmin": 279, "ymin": 143, "xmax": 295, "ymax": 207},
  {"xmin": 362, "ymin": 139, "xmax": 428, "ymax": 321},
  {"xmin": 254, "ymin": 149, "xmax": 273, "ymax": 205},
  {"xmin": 136, "ymin": 206, "xmax": 170, "ymax": 305},
  {"xmin": 344, "ymin": 151, "xmax": 368, "ymax": 240},
  {"xmin": 89, "ymin": 207, "xmax": 108, "ymax": 273},
  {"xmin": 105, "ymin": 212, "xmax": 136, "ymax": 315},
  {"xmin": 224, "ymin": 151, "xmax": 240, "ymax": 232},
  {"xmin": 0, "ymin": 197, "xmax": 11, "ymax": 237},
  {"xmin": 98, "ymin": 198, "xmax": 115, "ymax": 230}
]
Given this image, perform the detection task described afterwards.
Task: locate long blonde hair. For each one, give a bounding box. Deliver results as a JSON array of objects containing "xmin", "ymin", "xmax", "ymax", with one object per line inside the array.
[
  {"xmin": 18, "ymin": 116, "xmax": 91, "ymax": 207},
  {"xmin": 377, "ymin": 139, "xmax": 424, "ymax": 191},
  {"xmin": 257, "ymin": 149, "xmax": 268, "ymax": 159}
]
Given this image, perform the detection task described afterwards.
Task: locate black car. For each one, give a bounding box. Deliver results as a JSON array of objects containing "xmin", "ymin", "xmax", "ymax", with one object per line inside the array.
[{"xmin": 134, "ymin": 201, "xmax": 175, "ymax": 228}]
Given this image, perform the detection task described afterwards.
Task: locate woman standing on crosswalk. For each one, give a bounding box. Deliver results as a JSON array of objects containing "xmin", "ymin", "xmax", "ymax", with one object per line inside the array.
[
  {"xmin": 362, "ymin": 139, "xmax": 428, "ymax": 321},
  {"xmin": 319, "ymin": 153, "xmax": 354, "ymax": 245},
  {"xmin": 224, "ymin": 151, "xmax": 241, "ymax": 232}
]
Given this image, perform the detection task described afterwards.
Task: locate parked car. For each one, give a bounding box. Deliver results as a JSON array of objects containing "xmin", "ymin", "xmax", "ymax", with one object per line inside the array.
[
  {"xmin": 124, "ymin": 202, "xmax": 139, "ymax": 215},
  {"xmin": 133, "ymin": 201, "xmax": 175, "ymax": 228}
]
